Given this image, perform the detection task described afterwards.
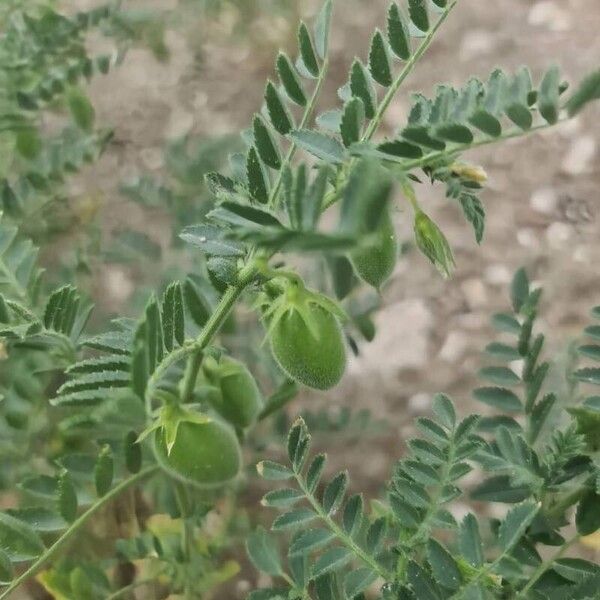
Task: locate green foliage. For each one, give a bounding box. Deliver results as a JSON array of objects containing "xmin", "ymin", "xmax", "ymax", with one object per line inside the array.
[
  {"xmin": 1, "ymin": 0, "xmax": 600, "ymax": 598},
  {"xmin": 253, "ymin": 273, "xmax": 600, "ymax": 600}
]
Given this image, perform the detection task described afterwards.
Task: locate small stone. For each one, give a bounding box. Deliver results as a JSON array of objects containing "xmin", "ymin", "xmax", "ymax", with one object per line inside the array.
[
  {"xmin": 167, "ymin": 108, "xmax": 194, "ymax": 138},
  {"xmin": 528, "ymin": 1, "xmax": 572, "ymax": 32},
  {"xmin": 140, "ymin": 147, "xmax": 164, "ymax": 171},
  {"xmin": 530, "ymin": 187, "xmax": 558, "ymax": 215},
  {"xmin": 484, "ymin": 264, "xmax": 512, "ymax": 286},
  {"xmin": 348, "ymin": 299, "xmax": 432, "ymax": 376},
  {"xmin": 236, "ymin": 580, "xmax": 251, "ymax": 595},
  {"xmin": 562, "ymin": 136, "xmax": 596, "ymax": 175},
  {"xmin": 460, "ymin": 30, "xmax": 496, "ymax": 61},
  {"xmin": 461, "ymin": 278, "xmax": 488, "ymax": 309},
  {"xmin": 408, "ymin": 392, "xmax": 430, "ymax": 412},
  {"xmin": 450, "ymin": 502, "xmax": 471, "ymax": 522},
  {"xmin": 510, "ymin": 359, "xmax": 524, "ymax": 378},
  {"xmin": 193, "ymin": 91, "xmax": 209, "ymax": 110},
  {"xmin": 103, "ymin": 267, "xmax": 134, "ymax": 304},
  {"xmin": 545, "ymin": 222, "xmax": 572, "ymax": 247},
  {"xmin": 517, "ymin": 228, "xmax": 541, "ymax": 249},
  {"xmin": 455, "ymin": 312, "xmax": 488, "ymax": 330},
  {"xmin": 439, "ymin": 331, "xmax": 469, "ymax": 362},
  {"xmin": 573, "ymin": 246, "xmax": 591, "ymax": 263}
]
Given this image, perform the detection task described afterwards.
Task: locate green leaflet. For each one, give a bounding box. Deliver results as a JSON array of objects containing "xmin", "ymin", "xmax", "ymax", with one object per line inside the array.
[
  {"xmin": 276, "ymin": 53, "xmax": 306, "ymax": 107},
  {"xmin": 298, "ymin": 22, "xmax": 320, "ymax": 77},
  {"xmin": 408, "ymin": 0, "xmax": 430, "ymax": 32},
  {"xmin": 0, "ymin": 512, "xmax": 45, "ymax": 562},
  {"xmin": 58, "ymin": 472, "xmax": 78, "ymax": 523},
  {"xmin": 265, "ymin": 81, "xmax": 294, "ymax": 134},
  {"xmin": 253, "ymin": 115, "xmax": 282, "ymax": 170},
  {"xmin": 350, "ymin": 60, "xmax": 377, "ymax": 119},
  {"xmin": 161, "ymin": 282, "xmax": 185, "ymax": 352},
  {"xmin": 67, "ymin": 87, "xmax": 95, "ymax": 132},
  {"xmin": 247, "ymin": 146, "xmax": 270, "ymax": 203},
  {"xmin": 288, "ymin": 130, "xmax": 345, "ymax": 164},
  {"xmin": 538, "ymin": 65, "xmax": 561, "ymax": 124},
  {"xmin": 15, "ymin": 128, "xmax": 41, "ymax": 160},
  {"xmin": 340, "ymin": 97, "xmax": 365, "ymax": 147},
  {"xmin": 322, "ymin": 472, "xmax": 348, "ymax": 515},
  {"xmin": 314, "ymin": 0, "xmax": 333, "ymax": 60},
  {"xmin": 124, "ymin": 431, "xmax": 142, "ymax": 474},
  {"xmin": 388, "ymin": 3, "xmax": 411, "ymax": 60},
  {"xmin": 94, "ymin": 446, "xmax": 114, "ymax": 497},
  {"xmin": 566, "ymin": 69, "xmax": 600, "ymax": 116},
  {"xmin": 369, "ymin": 30, "xmax": 393, "ymax": 87},
  {"xmin": 246, "ymin": 527, "xmax": 283, "ymax": 576},
  {"xmin": 427, "ymin": 539, "xmax": 462, "ymax": 590}
]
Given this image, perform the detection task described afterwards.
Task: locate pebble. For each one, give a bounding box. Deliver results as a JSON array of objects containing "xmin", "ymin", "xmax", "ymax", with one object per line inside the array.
[
  {"xmin": 461, "ymin": 278, "xmax": 488, "ymax": 309},
  {"xmin": 235, "ymin": 579, "xmax": 250, "ymax": 596},
  {"xmin": 573, "ymin": 245, "xmax": 591, "ymax": 263},
  {"xmin": 450, "ymin": 502, "xmax": 471, "ymax": 522},
  {"xmin": 460, "ymin": 30, "xmax": 496, "ymax": 61},
  {"xmin": 348, "ymin": 299, "xmax": 432, "ymax": 375},
  {"xmin": 484, "ymin": 264, "xmax": 512, "ymax": 286},
  {"xmin": 166, "ymin": 107, "xmax": 194, "ymax": 138},
  {"xmin": 545, "ymin": 222, "xmax": 572, "ymax": 248},
  {"xmin": 528, "ymin": 1, "xmax": 572, "ymax": 32},
  {"xmin": 510, "ymin": 359, "xmax": 525, "ymax": 378},
  {"xmin": 439, "ymin": 331, "xmax": 470, "ymax": 362},
  {"xmin": 103, "ymin": 267, "xmax": 134, "ymax": 304},
  {"xmin": 517, "ymin": 228, "xmax": 541, "ymax": 250},
  {"xmin": 562, "ymin": 136, "xmax": 596, "ymax": 175},
  {"xmin": 140, "ymin": 147, "xmax": 164, "ymax": 171},
  {"xmin": 408, "ymin": 392, "xmax": 431, "ymax": 413},
  {"xmin": 530, "ymin": 187, "xmax": 558, "ymax": 215}
]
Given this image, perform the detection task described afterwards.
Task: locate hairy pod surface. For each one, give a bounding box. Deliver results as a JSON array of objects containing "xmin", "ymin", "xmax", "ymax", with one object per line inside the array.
[
  {"xmin": 270, "ymin": 305, "xmax": 346, "ymax": 390},
  {"xmin": 153, "ymin": 417, "xmax": 241, "ymax": 488},
  {"xmin": 204, "ymin": 356, "xmax": 263, "ymax": 428},
  {"xmin": 350, "ymin": 210, "xmax": 398, "ymax": 289}
]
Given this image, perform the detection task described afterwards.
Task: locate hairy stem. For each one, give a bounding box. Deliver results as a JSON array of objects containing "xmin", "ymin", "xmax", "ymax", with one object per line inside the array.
[
  {"xmin": 363, "ymin": 1, "xmax": 458, "ymax": 141},
  {"xmin": 320, "ymin": 3, "xmax": 458, "ymax": 212},
  {"xmin": 295, "ymin": 474, "xmax": 392, "ymax": 581},
  {"xmin": 396, "ymin": 428, "xmax": 457, "ymax": 580},
  {"xmin": 146, "ymin": 264, "xmax": 257, "ymax": 413},
  {"xmin": 269, "ymin": 58, "xmax": 330, "ymax": 210},
  {"xmin": 149, "ymin": 20, "xmax": 335, "ymax": 408},
  {"xmin": 516, "ymin": 534, "xmax": 580, "ymax": 598},
  {"xmin": 394, "ymin": 120, "xmax": 564, "ymax": 172},
  {"xmin": 0, "ymin": 466, "xmax": 159, "ymax": 599},
  {"xmin": 181, "ymin": 349, "xmax": 204, "ymax": 403},
  {"xmin": 106, "ymin": 577, "xmax": 158, "ymax": 600},
  {"xmin": 175, "ymin": 482, "xmax": 195, "ymax": 598},
  {"xmin": 321, "ymin": 120, "xmax": 562, "ymax": 212}
]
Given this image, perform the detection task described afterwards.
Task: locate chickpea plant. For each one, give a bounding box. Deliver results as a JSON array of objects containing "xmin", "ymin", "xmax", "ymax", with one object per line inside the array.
[
  {"xmin": 252, "ymin": 270, "xmax": 600, "ymax": 600},
  {"xmin": 0, "ymin": 0, "xmax": 599, "ymax": 599}
]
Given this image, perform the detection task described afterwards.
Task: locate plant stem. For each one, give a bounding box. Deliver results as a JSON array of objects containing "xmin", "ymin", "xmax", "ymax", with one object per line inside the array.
[
  {"xmin": 106, "ymin": 577, "xmax": 157, "ymax": 600},
  {"xmin": 393, "ymin": 120, "xmax": 563, "ymax": 172},
  {"xmin": 295, "ymin": 474, "xmax": 392, "ymax": 581},
  {"xmin": 146, "ymin": 264, "xmax": 257, "ymax": 413},
  {"xmin": 545, "ymin": 483, "xmax": 589, "ymax": 519},
  {"xmin": 319, "ymin": 4, "xmax": 458, "ymax": 213},
  {"xmin": 363, "ymin": 1, "xmax": 458, "ymax": 141},
  {"xmin": 396, "ymin": 426, "xmax": 457, "ymax": 580},
  {"xmin": 268, "ymin": 58, "xmax": 330, "ymax": 210},
  {"xmin": 181, "ymin": 348, "xmax": 204, "ymax": 403},
  {"xmin": 321, "ymin": 120, "xmax": 562, "ymax": 212},
  {"xmin": 516, "ymin": 534, "xmax": 580, "ymax": 598},
  {"xmin": 148, "ymin": 31, "xmax": 334, "ymax": 412},
  {"xmin": 0, "ymin": 466, "xmax": 159, "ymax": 600},
  {"xmin": 175, "ymin": 482, "xmax": 195, "ymax": 599}
]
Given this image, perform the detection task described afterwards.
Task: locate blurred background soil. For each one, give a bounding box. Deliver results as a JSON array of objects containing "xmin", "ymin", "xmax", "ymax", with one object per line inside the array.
[{"xmin": 50, "ymin": 0, "xmax": 600, "ymax": 594}]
